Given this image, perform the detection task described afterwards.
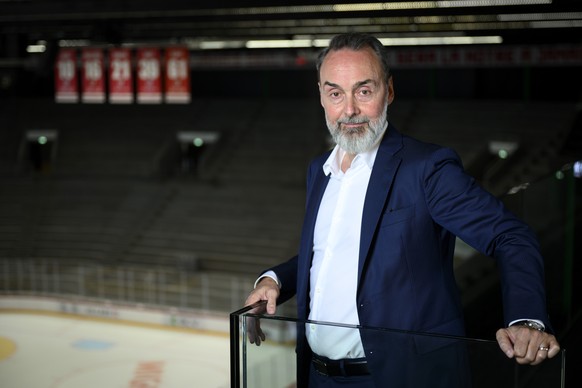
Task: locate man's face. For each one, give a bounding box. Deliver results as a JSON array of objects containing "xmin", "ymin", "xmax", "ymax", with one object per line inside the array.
[{"xmin": 318, "ymin": 47, "xmax": 394, "ymax": 154}]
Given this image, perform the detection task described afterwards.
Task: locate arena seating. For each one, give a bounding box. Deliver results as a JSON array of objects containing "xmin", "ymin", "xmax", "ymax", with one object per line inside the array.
[{"xmin": 0, "ymin": 98, "xmax": 578, "ymax": 317}]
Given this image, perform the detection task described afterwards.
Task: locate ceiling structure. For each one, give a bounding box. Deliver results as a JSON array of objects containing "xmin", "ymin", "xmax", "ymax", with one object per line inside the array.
[
  {"xmin": 1, "ymin": 1, "xmax": 580, "ymax": 182},
  {"xmin": 1, "ymin": 0, "xmax": 582, "ymax": 54}
]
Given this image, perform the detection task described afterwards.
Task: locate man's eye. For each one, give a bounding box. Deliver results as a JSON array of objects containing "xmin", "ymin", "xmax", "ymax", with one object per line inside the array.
[{"xmin": 357, "ymin": 89, "xmax": 374, "ymax": 100}]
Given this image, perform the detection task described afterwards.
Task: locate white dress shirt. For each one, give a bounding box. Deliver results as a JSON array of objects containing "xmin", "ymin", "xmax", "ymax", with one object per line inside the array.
[
  {"xmin": 258, "ymin": 142, "xmax": 380, "ymax": 359},
  {"xmin": 305, "ymin": 142, "xmax": 380, "ymax": 359}
]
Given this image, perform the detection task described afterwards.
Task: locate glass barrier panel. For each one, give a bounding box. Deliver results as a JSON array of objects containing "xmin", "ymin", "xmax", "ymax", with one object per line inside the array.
[
  {"xmin": 500, "ymin": 164, "xmax": 580, "ymax": 336},
  {"xmin": 231, "ymin": 303, "xmax": 565, "ymax": 388}
]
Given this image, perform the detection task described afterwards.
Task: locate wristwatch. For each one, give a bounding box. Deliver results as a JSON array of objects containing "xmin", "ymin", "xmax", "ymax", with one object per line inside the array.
[{"xmin": 511, "ymin": 320, "xmax": 545, "ymax": 332}]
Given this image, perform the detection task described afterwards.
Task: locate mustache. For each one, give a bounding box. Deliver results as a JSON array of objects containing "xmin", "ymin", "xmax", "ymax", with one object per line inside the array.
[{"xmin": 337, "ymin": 116, "xmax": 370, "ymax": 125}]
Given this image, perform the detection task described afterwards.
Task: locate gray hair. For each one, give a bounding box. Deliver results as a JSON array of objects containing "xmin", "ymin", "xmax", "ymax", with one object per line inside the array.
[{"xmin": 316, "ymin": 33, "xmax": 392, "ymax": 83}]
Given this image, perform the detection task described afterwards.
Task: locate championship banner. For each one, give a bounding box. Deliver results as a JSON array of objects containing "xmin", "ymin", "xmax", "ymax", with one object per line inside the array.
[
  {"xmin": 164, "ymin": 47, "xmax": 191, "ymax": 104},
  {"xmin": 81, "ymin": 48, "xmax": 105, "ymax": 103},
  {"xmin": 136, "ymin": 47, "xmax": 162, "ymax": 104},
  {"xmin": 54, "ymin": 49, "xmax": 79, "ymax": 103},
  {"xmin": 108, "ymin": 48, "xmax": 134, "ymax": 104}
]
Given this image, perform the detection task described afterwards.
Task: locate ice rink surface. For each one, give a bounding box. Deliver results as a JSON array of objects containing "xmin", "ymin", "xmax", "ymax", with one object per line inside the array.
[{"xmin": 0, "ymin": 312, "xmax": 232, "ymax": 388}]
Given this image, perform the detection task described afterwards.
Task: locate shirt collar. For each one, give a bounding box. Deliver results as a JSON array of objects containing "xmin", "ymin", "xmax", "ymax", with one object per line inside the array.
[
  {"xmin": 323, "ymin": 137, "xmax": 382, "ymax": 177},
  {"xmin": 323, "ymin": 122, "xmax": 388, "ymax": 177}
]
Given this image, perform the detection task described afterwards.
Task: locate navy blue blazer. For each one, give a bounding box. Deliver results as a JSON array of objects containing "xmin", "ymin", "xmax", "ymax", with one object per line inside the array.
[{"xmin": 269, "ymin": 125, "xmax": 549, "ymax": 387}]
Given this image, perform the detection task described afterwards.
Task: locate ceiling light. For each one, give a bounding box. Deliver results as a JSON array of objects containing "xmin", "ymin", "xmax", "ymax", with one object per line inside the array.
[
  {"xmin": 235, "ymin": 35, "xmax": 503, "ymax": 50},
  {"xmin": 218, "ymin": 1, "xmax": 553, "ymax": 16},
  {"xmin": 26, "ymin": 43, "xmax": 46, "ymax": 53},
  {"xmin": 530, "ymin": 20, "xmax": 582, "ymax": 28},
  {"xmin": 245, "ymin": 39, "xmax": 314, "ymax": 49},
  {"xmin": 379, "ymin": 35, "xmax": 503, "ymax": 45},
  {"xmin": 199, "ymin": 41, "xmax": 246, "ymax": 50},
  {"xmin": 499, "ymin": 12, "xmax": 582, "ymax": 21}
]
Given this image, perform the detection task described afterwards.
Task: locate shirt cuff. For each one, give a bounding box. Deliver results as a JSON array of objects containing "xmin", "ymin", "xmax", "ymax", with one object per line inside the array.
[{"xmin": 254, "ymin": 271, "xmax": 281, "ymax": 289}]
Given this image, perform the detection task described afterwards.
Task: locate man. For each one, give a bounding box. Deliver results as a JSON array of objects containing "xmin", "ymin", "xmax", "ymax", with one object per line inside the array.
[{"xmin": 245, "ymin": 33, "xmax": 560, "ymax": 388}]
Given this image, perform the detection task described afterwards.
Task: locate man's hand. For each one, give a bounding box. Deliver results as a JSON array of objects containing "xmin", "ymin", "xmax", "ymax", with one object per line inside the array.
[
  {"xmin": 496, "ymin": 326, "xmax": 560, "ymax": 365},
  {"xmin": 243, "ymin": 277, "xmax": 280, "ymax": 346},
  {"xmin": 245, "ymin": 277, "xmax": 280, "ymax": 315}
]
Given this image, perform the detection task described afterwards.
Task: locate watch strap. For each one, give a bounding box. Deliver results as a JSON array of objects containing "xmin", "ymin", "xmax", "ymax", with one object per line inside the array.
[{"xmin": 510, "ymin": 319, "xmax": 545, "ymax": 332}]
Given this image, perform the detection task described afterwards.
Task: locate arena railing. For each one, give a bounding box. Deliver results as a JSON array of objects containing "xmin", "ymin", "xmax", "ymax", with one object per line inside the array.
[
  {"xmin": 231, "ymin": 301, "xmax": 566, "ymax": 388},
  {"xmin": 0, "ymin": 259, "xmax": 255, "ymax": 314}
]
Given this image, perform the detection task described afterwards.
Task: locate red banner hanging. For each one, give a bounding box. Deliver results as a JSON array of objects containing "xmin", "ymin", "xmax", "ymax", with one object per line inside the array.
[
  {"xmin": 136, "ymin": 47, "xmax": 162, "ymax": 104},
  {"xmin": 164, "ymin": 47, "xmax": 191, "ymax": 104},
  {"xmin": 81, "ymin": 48, "xmax": 105, "ymax": 103},
  {"xmin": 54, "ymin": 49, "xmax": 79, "ymax": 103},
  {"xmin": 108, "ymin": 48, "xmax": 134, "ymax": 104}
]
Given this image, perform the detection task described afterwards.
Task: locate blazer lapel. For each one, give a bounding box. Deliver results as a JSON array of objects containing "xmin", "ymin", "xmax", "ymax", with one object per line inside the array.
[
  {"xmin": 301, "ymin": 166, "xmax": 329, "ymax": 260},
  {"xmin": 297, "ymin": 160, "xmax": 329, "ymax": 313},
  {"xmin": 358, "ymin": 126, "xmax": 403, "ymax": 284}
]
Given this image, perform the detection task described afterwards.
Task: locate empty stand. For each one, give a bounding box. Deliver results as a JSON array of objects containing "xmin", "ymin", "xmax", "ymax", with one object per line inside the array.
[
  {"xmin": 398, "ymin": 100, "xmax": 576, "ymax": 195},
  {"xmin": 0, "ymin": 98, "xmax": 578, "ymax": 319}
]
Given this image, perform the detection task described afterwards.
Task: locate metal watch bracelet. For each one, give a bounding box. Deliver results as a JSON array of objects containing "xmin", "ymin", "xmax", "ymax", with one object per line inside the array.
[{"xmin": 511, "ymin": 319, "xmax": 545, "ymax": 332}]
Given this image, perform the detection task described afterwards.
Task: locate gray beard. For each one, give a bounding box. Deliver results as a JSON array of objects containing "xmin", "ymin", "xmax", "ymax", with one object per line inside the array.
[{"xmin": 326, "ymin": 106, "xmax": 388, "ymax": 154}]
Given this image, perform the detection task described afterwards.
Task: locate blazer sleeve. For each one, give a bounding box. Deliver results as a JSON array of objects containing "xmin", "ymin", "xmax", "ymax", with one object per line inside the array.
[
  {"xmin": 265, "ymin": 152, "xmax": 329, "ymax": 304},
  {"xmin": 422, "ymin": 147, "xmax": 550, "ymax": 328},
  {"xmin": 263, "ymin": 255, "xmax": 299, "ymax": 305}
]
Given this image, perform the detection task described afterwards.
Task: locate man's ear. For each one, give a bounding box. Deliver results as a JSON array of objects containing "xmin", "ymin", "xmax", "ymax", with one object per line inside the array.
[{"xmin": 386, "ymin": 77, "xmax": 395, "ymax": 106}]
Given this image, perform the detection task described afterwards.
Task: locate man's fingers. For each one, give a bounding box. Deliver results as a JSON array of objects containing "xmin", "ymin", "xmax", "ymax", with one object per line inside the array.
[
  {"xmin": 265, "ymin": 288, "xmax": 278, "ymax": 315},
  {"xmin": 250, "ymin": 328, "xmax": 264, "ymax": 346},
  {"xmin": 516, "ymin": 343, "xmax": 549, "ymax": 366},
  {"xmin": 546, "ymin": 336, "xmax": 561, "ymax": 359},
  {"xmin": 548, "ymin": 341, "xmax": 560, "ymax": 358},
  {"xmin": 497, "ymin": 327, "xmax": 561, "ymax": 365},
  {"xmin": 244, "ymin": 277, "xmax": 281, "ymax": 345},
  {"xmin": 496, "ymin": 329, "xmax": 515, "ymax": 358},
  {"xmin": 244, "ymin": 292, "xmax": 264, "ymax": 309},
  {"xmin": 246, "ymin": 277, "xmax": 280, "ymax": 315},
  {"xmin": 247, "ymin": 317, "xmax": 266, "ymax": 346}
]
